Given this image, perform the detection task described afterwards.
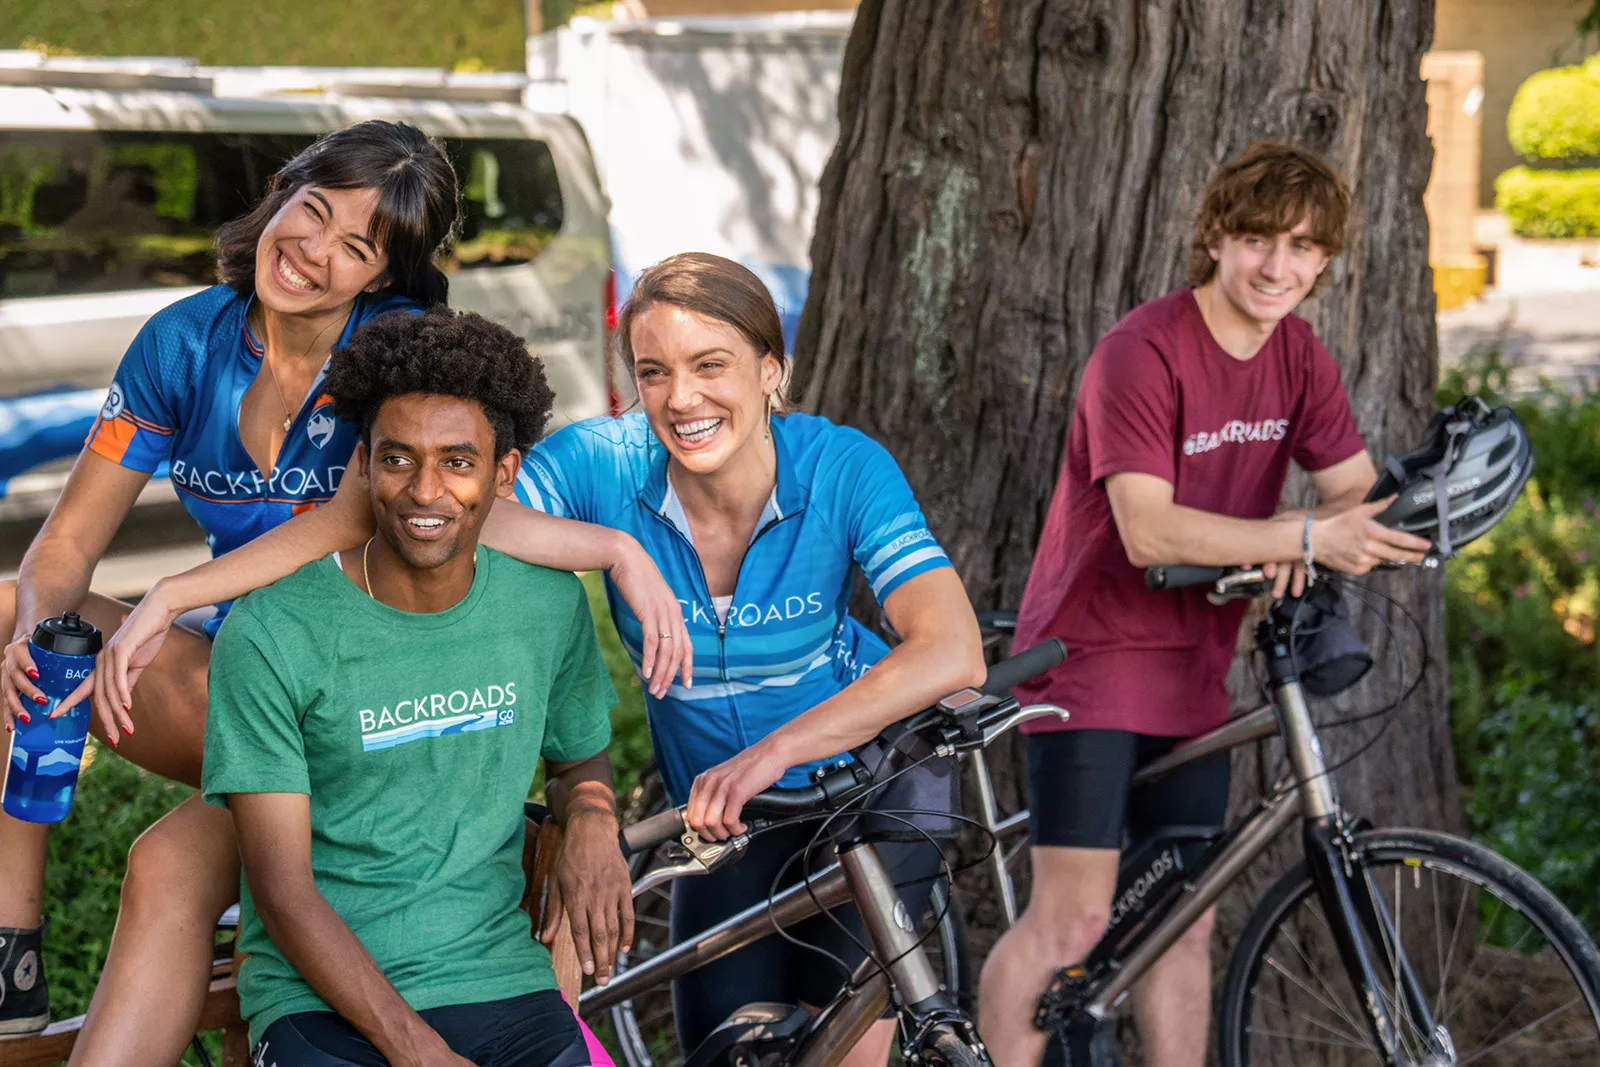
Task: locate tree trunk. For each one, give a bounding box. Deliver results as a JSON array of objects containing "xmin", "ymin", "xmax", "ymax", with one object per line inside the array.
[{"xmin": 796, "ymin": 0, "xmax": 1458, "ymax": 1000}]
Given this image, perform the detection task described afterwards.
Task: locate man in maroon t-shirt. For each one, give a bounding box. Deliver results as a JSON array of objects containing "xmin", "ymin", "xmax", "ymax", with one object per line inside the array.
[{"xmin": 978, "ymin": 143, "xmax": 1432, "ymax": 1067}]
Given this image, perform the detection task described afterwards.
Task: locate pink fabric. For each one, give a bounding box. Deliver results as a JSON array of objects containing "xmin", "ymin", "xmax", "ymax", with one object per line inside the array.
[
  {"xmin": 564, "ymin": 993, "xmax": 616, "ymax": 1067},
  {"xmin": 1014, "ymin": 287, "xmax": 1365, "ymax": 737}
]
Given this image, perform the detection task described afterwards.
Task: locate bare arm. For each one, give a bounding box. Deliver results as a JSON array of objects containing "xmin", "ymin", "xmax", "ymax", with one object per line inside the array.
[
  {"xmin": 686, "ymin": 567, "xmax": 987, "ymax": 840},
  {"xmin": 230, "ymin": 792, "xmax": 472, "ymax": 1067},
  {"xmin": 540, "ymin": 751, "xmax": 632, "ymax": 985},
  {"xmin": 3, "ymin": 450, "xmax": 149, "ymax": 729},
  {"xmin": 1105, "ymin": 469, "xmax": 1430, "ymax": 574}
]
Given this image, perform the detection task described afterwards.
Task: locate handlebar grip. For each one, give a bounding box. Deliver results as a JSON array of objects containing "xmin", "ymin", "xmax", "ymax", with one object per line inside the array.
[
  {"xmin": 620, "ymin": 806, "xmax": 686, "ymax": 857},
  {"xmin": 1144, "ymin": 565, "xmax": 1227, "ymax": 591},
  {"xmin": 981, "ymin": 638, "xmax": 1066, "ymax": 696}
]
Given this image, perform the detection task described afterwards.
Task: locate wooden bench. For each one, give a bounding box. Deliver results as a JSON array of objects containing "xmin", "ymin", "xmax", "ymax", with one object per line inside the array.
[{"xmin": 0, "ymin": 815, "xmax": 582, "ymax": 1067}]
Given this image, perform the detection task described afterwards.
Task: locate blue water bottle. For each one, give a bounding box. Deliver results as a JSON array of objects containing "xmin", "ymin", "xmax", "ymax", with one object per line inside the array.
[{"xmin": 3, "ymin": 612, "xmax": 101, "ymax": 823}]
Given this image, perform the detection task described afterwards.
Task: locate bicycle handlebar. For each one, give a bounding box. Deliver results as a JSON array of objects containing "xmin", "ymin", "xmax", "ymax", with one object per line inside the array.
[
  {"xmin": 1143, "ymin": 564, "xmax": 1232, "ymax": 591},
  {"xmin": 617, "ymin": 640, "xmax": 1068, "ymax": 858}
]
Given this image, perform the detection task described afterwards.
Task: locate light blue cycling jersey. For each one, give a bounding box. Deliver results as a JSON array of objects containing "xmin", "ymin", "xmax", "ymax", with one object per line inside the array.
[
  {"xmin": 516, "ymin": 412, "xmax": 952, "ymax": 804},
  {"xmin": 85, "ymin": 284, "xmax": 417, "ymax": 636}
]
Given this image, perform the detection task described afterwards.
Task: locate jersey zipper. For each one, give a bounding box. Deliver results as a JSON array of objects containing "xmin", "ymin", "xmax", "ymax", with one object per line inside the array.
[{"xmin": 643, "ymin": 507, "xmax": 802, "ymax": 684}]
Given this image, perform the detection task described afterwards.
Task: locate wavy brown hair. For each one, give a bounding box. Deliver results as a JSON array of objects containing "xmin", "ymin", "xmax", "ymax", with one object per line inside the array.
[
  {"xmin": 216, "ymin": 121, "xmax": 459, "ymax": 308},
  {"xmin": 1188, "ymin": 141, "xmax": 1350, "ymax": 294},
  {"xmin": 616, "ymin": 253, "xmax": 792, "ymax": 409}
]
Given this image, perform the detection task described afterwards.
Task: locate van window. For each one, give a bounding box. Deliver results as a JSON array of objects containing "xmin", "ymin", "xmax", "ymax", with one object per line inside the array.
[
  {"xmin": 445, "ymin": 139, "xmax": 565, "ymax": 271},
  {"xmin": 0, "ymin": 130, "xmax": 565, "ymax": 299}
]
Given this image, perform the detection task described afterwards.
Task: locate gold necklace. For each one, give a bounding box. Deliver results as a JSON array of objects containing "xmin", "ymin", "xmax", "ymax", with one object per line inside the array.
[
  {"xmin": 260, "ymin": 311, "xmax": 342, "ymax": 433},
  {"xmin": 361, "ymin": 536, "xmax": 477, "ymax": 600}
]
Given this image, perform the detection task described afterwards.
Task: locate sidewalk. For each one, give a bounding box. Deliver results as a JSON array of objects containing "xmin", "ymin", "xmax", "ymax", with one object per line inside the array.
[{"xmin": 1436, "ymin": 213, "xmax": 1600, "ymax": 392}]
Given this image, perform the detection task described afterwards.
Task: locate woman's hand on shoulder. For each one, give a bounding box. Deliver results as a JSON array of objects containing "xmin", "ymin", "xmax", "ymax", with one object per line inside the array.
[{"xmin": 608, "ymin": 535, "xmax": 692, "ymax": 698}]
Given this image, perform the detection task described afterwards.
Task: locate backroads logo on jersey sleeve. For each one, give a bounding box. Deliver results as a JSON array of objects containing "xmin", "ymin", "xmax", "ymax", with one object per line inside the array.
[
  {"xmin": 357, "ymin": 682, "xmax": 518, "ymax": 751},
  {"xmin": 100, "ymin": 383, "xmax": 125, "ymax": 421},
  {"xmin": 1183, "ymin": 418, "xmax": 1290, "ymax": 457},
  {"xmin": 168, "ymin": 459, "xmax": 345, "ymax": 501}
]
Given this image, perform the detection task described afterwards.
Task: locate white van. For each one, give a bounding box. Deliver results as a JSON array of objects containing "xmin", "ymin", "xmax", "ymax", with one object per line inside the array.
[{"xmin": 0, "ymin": 54, "xmax": 614, "ymax": 512}]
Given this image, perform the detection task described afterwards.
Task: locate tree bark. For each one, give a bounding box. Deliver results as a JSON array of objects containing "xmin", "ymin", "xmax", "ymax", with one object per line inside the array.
[{"xmin": 797, "ymin": 0, "xmax": 1458, "ymax": 990}]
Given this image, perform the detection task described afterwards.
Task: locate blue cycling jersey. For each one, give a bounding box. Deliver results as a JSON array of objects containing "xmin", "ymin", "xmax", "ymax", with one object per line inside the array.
[
  {"xmin": 515, "ymin": 411, "xmax": 953, "ymax": 804},
  {"xmin": 85, "ymin": 285, "xmax": 417, "ymax": 635}
]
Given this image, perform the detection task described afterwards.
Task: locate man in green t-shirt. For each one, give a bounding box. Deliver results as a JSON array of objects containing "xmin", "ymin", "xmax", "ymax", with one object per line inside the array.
[{"xmin": 202, "ymin": 309, "xmax": 629, "ymax": 1067}]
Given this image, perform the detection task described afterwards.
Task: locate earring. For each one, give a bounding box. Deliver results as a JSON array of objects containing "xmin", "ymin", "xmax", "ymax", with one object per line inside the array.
[{"xmin": 765, "ymin": 392, "xmax": 775, "ymax": 440}]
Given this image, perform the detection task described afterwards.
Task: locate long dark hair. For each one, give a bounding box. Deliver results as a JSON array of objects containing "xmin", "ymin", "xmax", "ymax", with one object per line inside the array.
[{"xmin": 216, "ymin": 121, "xmax": 459, "ymax": 308}]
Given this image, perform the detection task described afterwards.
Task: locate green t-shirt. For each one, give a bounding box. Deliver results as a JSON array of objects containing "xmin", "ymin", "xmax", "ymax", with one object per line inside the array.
[{"xmin": 201, "ymin": 548, "xmax": 616, "ymax": 1045}]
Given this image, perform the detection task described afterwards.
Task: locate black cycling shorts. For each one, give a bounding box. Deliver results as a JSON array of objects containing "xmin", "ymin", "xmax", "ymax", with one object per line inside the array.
[
  {"xmin": 251, "ymin": 989, "xmax": 608, "ymax": 1067},
  {"xmin": 669, "ymin": 821, "xmax": 944, "ymax": 1055},
  {"xmin": 1026, "ymin": 729, "xmax": 1230, "ymax": 850}
]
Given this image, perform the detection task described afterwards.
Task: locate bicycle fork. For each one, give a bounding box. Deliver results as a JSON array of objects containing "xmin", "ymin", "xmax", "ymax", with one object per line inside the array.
[{"xmin": 1273, "ymin": 664, "xmax": 1453, "ymax": 1065}]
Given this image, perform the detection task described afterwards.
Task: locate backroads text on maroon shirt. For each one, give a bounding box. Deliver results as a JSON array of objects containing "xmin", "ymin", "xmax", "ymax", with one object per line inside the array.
[{"xmin": 1013, "ymin": 287, "xmax": 1367, "ymax": 738}]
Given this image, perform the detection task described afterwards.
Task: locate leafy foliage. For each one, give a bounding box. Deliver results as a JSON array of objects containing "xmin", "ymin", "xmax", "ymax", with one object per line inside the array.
[
  {"xmin": 1506, "ymin": 55, "xmax": 1600, "ymax": 163},
  {"xmin": 1440, "ymin": 353, "xmax": 1600, "ymax": 935},
  {"xmin": 1494, "ymin": 166, "xmax": 1600, "ymax": 239},
  {"xmin": 1, "ymin": 0, "xmax": 593, "ymax": 70}
]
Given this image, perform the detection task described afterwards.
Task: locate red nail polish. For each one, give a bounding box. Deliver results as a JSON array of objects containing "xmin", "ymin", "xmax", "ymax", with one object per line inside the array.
[
  {"xmin": 25, "ymin": 668, "xmax": 38, "ymax": 680},
  {"xmin": 122, "ymin": 703, "xmax": 131, "ymax": 712},
  {"xmin": 109, "ymin": 735, "xmax": 119, "ymax": 747},
  {"xmin": 34, "ymin": 694, "xmax": 46, "ymax": 705},
  {"xmin": 19, "ymin": 712, "xmax": 30, "ymax": 725}
]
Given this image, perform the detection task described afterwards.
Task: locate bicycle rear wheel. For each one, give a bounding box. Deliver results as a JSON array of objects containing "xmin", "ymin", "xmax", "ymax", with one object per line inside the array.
[
  {"xmin": 608, "ymin": 767, "xmax": 971, "ymax": 1067},
  {"xmin": 1219, "ymin": 827, "xmax": 1600, "ymax": 1067}
]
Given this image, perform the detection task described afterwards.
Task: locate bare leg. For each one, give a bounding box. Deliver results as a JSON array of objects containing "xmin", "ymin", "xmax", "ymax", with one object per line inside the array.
[
  {"xmin": 794, "ymin": 1005, "xmax": 896, "ymax": 1067},
  {"xmin": 69, "ymin": 796, "xmax": 239, "ymax": 1067},
  {"xmin": 1, "ymin": 580, "xmax": 217, "ymax": 1040},
  {"xmin": 1129, "ymin": 907, "xmax": 1215, "ymax": 1067},
  {"xmin": 0, "ymin": 582, "xmax": 50, "ymax": 929},
  {"xmin": 978, "ymin": 847, "xmax": 1120, "ymax": 1067}
]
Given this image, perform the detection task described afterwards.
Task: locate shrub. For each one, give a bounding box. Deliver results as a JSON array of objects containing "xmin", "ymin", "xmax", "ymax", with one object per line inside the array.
[
  {"xmin": 1506, "ymin": 55, "xmax": 1600, "ymax": 162},
  {"xmin": 1440, "ymin": 353, "xmax": 1600, "ymax": 937},
  {"xmin": 1494, "ymin": 166, "xmax": 1600, "ymax": 238}
]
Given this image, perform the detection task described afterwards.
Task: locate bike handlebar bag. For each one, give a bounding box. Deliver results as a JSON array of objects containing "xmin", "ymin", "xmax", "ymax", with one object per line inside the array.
[{"xmin": 1270, "ymin": 583, "xmax": 1373, "ymax": 697}]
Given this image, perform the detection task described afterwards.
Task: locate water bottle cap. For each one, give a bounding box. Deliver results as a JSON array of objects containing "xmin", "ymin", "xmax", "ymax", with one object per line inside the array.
[{"xmin": 31, "ymin": 612, "xmax": 102, "ymax": 657}]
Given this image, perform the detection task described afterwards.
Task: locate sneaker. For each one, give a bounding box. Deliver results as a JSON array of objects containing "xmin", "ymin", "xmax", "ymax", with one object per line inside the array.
[{"xmin": 0, "ymin": 924, "xmax": 48, "ymax": 1037}]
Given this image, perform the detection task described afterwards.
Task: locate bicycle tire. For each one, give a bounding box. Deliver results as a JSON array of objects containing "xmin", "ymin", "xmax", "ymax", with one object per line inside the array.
[
  {"xmin": 609, "ymin": 766, "xmax": 972, "ymax": 1067},
  {"xmin": 919, "ymin": 1025, "xmax": 992, "ymax": 1067},
  {"xmin": 1218, "ymin": 827, "xmax": 1600, "ymax": 1067}
]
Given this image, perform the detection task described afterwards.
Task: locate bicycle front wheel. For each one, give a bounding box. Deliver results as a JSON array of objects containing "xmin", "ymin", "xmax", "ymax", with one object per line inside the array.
[{"xmin": 1219, "ymin": 827, "xmax": 1600, "ymax": 1067}]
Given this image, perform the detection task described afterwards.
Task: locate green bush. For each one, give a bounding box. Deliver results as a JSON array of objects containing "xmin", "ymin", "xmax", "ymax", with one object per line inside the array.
[
  {"xmin": 1494, "ymin": 165, "xmax": 1600, "ymax": 238},
  {"xmin": 1440, "ymin": 354, "xmax": 1600, "ymax": 936},
  {"xmin": 1506, "ymin": 54, "xmax": 1600, "ymax": 162}
]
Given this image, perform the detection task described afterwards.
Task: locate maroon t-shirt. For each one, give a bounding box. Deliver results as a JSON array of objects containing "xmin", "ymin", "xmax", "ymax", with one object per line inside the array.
[{"xmin": 1014, "ymin": 287, "xmax": 1365, "ymax": 738}]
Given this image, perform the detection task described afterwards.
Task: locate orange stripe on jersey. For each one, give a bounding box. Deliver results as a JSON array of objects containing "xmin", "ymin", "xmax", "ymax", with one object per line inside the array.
[
  {"xmin": 122, "ymin": 410, "xmax": 174, "ymax": 434},
  {"xmin": 312, "ymin": 393, "xmax": 334, "ymax": 409},
  {"xmin": 292, "ymin": 500, "xmax": 323, "ymax": 516},
  {"xmin": 85, "ymin": 414, "xmax": 138, "ymax": 464}
]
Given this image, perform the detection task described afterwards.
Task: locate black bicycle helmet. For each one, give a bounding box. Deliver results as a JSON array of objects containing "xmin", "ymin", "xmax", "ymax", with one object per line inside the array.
[{"xmin": 1365, "ymin": 396, "xmax": 1534, "ymax": 557}]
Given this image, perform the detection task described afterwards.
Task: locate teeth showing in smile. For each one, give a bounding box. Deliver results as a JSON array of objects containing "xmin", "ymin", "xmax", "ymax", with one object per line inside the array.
[
  {"xmin": 674, "ymin": 418, "xmax": 723, "ymax": 443},
  {"xmin": 277, "ymin": 253, "xmax": 316, "ymax": 292},
  {"xmin": 408, "ymin": 517, "xmax": 446, "ymax": 530},
  {"xmin": 1252, "ymin": 283, "xmax": 1289, "ymax": 296}
]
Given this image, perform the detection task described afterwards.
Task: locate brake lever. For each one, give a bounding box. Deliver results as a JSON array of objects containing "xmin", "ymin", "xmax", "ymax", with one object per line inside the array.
[
  {"xmin": 978, "ymin": 703, "xmax": 1069, "ymax": 746},
  {"xmin": 631, "ymin": 829, "xmax": 750, "ymax": 898}
]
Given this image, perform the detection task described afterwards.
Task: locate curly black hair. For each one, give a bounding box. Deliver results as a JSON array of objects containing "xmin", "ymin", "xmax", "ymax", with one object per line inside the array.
[{"xmin": 324, "ymin": 308, "xmax": 554, "ymax": 459}]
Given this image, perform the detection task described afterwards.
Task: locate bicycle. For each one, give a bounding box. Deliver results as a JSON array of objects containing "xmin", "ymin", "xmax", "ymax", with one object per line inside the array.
[
  {"xmin": 1017, "ymin": 563, "xmax": 1600, "ymax": 1067},
  {"xmin": 582, "ymin": 641, "xmax": 1072, "ymax": 1067}
]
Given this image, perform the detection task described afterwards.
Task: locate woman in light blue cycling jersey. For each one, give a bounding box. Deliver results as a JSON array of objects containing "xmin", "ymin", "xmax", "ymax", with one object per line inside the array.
[{"xmin": 104, "ymin": 252, "xmax": 985, "ymax": 1065}]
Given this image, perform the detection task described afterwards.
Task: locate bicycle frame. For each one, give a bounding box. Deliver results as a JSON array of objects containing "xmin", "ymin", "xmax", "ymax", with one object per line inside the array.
[
  {"xmin": 1036, "ymin": 616, "xmax": 1450, "ymax": 1063},
  {"xmin": 582, "ymin": 835, "xmax": 966, "ymax": 1067}
]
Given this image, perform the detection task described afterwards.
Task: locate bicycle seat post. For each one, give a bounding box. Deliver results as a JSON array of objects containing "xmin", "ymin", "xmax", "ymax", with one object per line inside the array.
[{"xmin": 1257, "ymin": 617, "xmax": 1338, "ymax": 820}]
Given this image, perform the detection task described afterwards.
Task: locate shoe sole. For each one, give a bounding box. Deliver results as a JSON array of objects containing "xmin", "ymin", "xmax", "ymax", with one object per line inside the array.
[{"xmin": 0, "ymin": 1013, "xmax": 51, "ymax": 1038}]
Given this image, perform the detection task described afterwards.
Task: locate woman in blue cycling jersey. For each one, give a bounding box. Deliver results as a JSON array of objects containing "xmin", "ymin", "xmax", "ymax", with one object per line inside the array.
[
  {"xmin": 98, "ymin": 252, "xmax": 986, "ymax": 1065},
  {"xmin": 0, "ymin": 122, "xmax": 685, "ymax": 1061}
]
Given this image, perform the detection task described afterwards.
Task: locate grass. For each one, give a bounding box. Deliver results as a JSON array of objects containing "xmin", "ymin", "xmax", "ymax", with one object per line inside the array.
[{"xmin": 2, "ymin": 0, "xmax": 592, "ymax": 70}]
